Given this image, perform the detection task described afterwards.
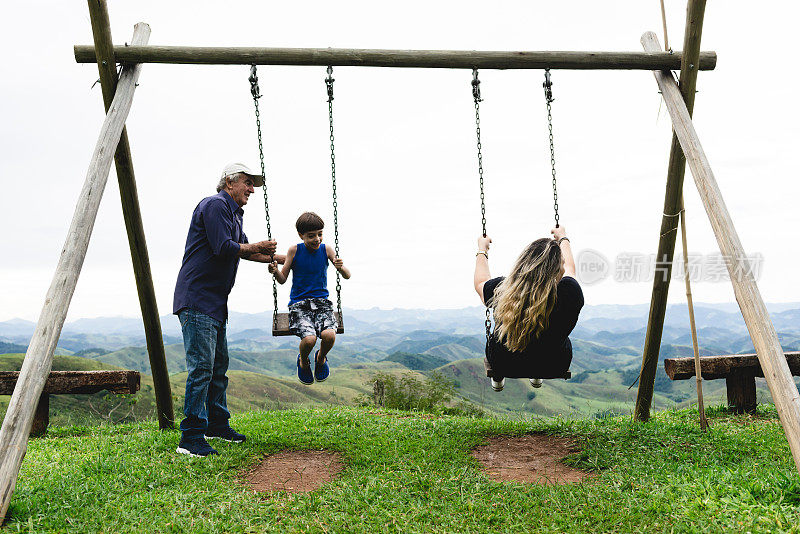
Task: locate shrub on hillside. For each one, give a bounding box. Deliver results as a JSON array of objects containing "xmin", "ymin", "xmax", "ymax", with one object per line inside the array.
[{"xmin": 362, "ymin": 371, "xmax": 484, "ymax": 417}]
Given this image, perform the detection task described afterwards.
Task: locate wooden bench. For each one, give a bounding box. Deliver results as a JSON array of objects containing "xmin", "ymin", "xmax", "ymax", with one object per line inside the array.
[
  {"xmin": 664, "ymin": 352, "xmax": 800, "ymax": 414},
  {"xmin": 483, "ymin": 358, "xmax": 571, "ymax": 380},
  {"xmin": 0, "ymin": 370, "xmax": 140, "ymax": 436}
]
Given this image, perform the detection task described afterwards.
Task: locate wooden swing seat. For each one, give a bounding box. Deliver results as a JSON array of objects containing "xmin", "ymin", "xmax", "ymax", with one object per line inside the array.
[
  {"xmin": 483, "ymin": 357, "xmax": 571, "ymax": 380},
  {"xmin": 272, "ymin": 311, "xmax": 345, "ymax": 337}
]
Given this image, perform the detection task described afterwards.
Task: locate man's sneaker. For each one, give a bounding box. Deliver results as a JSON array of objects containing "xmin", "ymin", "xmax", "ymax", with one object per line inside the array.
[
  {"xmin": 297, "ymin": 354, "xmax": 314, "ymax": 385},
  {"xmin": 176, "ymin": 438, "xmax": 218, "ymax": 458},
  {"xmin": 490, "ymin": 377, "xmax": 505, "ymax": 392},
  {"xmin": 314, "ymin": 350, "xmax": 330, "ymax": 382},
  {"xmin": 205, "ymin": 427, "xmax": 246, "ymax": 443},
  {"xmin": 530, "ymin": 378, "xmax": 543, "ymax": 388}
]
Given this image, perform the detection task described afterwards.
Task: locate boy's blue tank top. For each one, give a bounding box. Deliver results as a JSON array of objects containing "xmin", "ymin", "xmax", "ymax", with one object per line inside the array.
[{"xmin": 289, "ymin": 243, "xmax": 329, "ymax": 306}]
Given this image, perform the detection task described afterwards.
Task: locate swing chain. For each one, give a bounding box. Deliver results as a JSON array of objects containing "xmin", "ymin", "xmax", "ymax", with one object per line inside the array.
[
  {"xmin": 472, "ymin": 68, "xmax": 492, "ymax": 341},
  {"xmin": 472, "ymin": 68, "xmax": 487, "ymax": 238},
  {"xmin": 543, "ymin": 69, "xmax": 560, "ymax": 228},
  {"xmin": 249, "ymin": 65, "xmax": 279, "ymax": 323},
  {"xmin": 326, "ymin": 66, "xmax": 343, "ymax": 319}
]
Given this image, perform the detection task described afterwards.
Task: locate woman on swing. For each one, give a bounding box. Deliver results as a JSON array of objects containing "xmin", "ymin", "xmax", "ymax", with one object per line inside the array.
[{"xmin": 473, "ymin": 226, "xmax": 584, "ymax": 392}]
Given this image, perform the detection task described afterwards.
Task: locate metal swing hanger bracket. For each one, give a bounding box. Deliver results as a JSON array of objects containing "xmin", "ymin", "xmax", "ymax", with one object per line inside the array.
[{"xmin": 543, "ymin": 69, "xmax": 554, "ymax": 103}]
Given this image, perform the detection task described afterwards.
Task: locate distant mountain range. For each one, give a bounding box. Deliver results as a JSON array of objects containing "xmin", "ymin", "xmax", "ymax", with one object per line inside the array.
[
  {"xmin": 2, "ymin": 301, "xmax": 798, "ymax": 420},
  {"xmin": 2, "ymin": 302, "xmax": 799, "ymax": 352}
]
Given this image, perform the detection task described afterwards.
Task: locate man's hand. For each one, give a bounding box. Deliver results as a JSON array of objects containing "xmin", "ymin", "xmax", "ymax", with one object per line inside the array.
[
  {"xmin": 238, "ymin": 240, "xmax": 277, "ymax": 259},
  {"xmin": 255, "ymin": 240, "xmax": 277, "ymax": 255},
  {"xmin": 333, "ymin": 258, "xmax": 344, "ymax": 270}
]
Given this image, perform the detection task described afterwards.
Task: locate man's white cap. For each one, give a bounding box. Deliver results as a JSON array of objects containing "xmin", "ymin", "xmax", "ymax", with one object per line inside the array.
[{"xmin": 221, "ymin": 162, "xmax": 264, "ymax": 187}]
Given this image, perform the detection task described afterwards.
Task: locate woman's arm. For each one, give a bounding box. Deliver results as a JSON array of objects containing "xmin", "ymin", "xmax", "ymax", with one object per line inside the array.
[
  {"xmin": 552, "ymin": 226, "xmax": 576, "ymax": 278},
  {"xmin": 474, "ymin": 236, "xmax": 492, "ymax": 305}
]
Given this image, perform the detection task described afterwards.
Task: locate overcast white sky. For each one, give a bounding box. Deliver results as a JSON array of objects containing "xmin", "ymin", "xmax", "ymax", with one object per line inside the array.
[{"xmin": 1, "ymin": 1, "xmax": 798, "ymax": 322}]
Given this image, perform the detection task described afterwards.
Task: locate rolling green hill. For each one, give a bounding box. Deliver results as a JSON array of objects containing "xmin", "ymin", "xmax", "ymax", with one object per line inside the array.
[
  {"xmin": 0, "ymin": 354, "xmax": 419, "ymax": 427},
  {"xmin": 93, "ymin": 344, "xmax": 387, "ymax": 379},
  {"xmin": 380, "ymin": 351, "xmax": 448, "ymax": 371},
  {"xmin": 434, "ymin": 357, "xmax": 736, "ymax": 419}
]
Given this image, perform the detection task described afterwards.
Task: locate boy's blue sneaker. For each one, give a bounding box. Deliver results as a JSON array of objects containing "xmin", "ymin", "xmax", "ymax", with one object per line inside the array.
[
  {"xmin": 297, "ymin": 354, "xmax": 314, "ymax": 385},
  {"xmin": 314, "ymin": 350, "xmax": 330, "ymax": 382},
  {"xmin": 176, "ymin": 437, "xmax": 218, "ymax": 458},
  {"xmin": 205, "ymin": 427, "xmax": 246, "ymax": 443}
]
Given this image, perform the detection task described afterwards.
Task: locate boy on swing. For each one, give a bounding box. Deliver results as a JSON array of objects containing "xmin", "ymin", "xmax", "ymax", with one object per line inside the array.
[{"xmin": 269, "ymin": 212, "xmax": 351, "ymax": 385}]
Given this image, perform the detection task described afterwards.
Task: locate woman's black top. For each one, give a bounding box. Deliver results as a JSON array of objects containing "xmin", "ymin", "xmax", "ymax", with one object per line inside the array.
[{"xmin": 483, "ymin": 276, "xmax": 584, "ymax": 379}]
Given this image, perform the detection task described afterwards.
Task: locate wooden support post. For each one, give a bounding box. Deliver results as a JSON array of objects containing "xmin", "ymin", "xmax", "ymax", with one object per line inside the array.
[
  {"xmin": 641, "ymin": 31, "xmax": 800, "ymax": 475},
  {"xmin": 87, "ymin": 0, "xmax": 173, "ymax": 430},
  {"xmin": 0, "ymin": 23, "xmax": 150, "ymax": 523},
  {"xmin": 73, "ymin": 45, "xmax": 717, "ymax": 71},
  {"xmin": 634, "ymin": 0, "xmax": 707, "ymax": 422},
  {"xmin": 30, "ymin": 395, "xmax": 49, "ymax": 437},
  {"xmin": 726, "ymin": 370, "xmax": 757, "ymax": 414}
]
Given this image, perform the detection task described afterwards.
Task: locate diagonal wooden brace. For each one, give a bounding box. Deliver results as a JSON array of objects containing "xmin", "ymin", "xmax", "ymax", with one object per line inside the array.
[
  {"xmin": 0, "ymin": 22, "xmax": 151, "ymax": 525},
  {"xmin": 642, "ymin": 31, "xmax": 800, "ymax": 476}
]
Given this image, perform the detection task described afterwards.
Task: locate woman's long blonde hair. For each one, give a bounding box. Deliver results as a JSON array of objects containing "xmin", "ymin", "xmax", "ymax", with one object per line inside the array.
[{"xmin": 492, "ymin": 238, "xmax": 563, "ymax": 352}]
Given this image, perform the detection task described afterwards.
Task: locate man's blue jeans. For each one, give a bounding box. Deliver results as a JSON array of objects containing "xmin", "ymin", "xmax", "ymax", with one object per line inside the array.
[{"xmin": 178, "ymin": 308, "xmax": 231, "ymax": 440}]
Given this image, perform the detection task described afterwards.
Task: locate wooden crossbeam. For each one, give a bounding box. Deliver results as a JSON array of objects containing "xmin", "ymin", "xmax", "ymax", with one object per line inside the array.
[
  {"xmin": 641, "ymin": 30, "xmax": 800, "ymax": 476},
  {"xmin": 0, "ymin": 22, "xmax": 151, "ymax": 525},
  {"xmin": 73, "ymin": 45, "xmax": 717, "ymax": 70}
]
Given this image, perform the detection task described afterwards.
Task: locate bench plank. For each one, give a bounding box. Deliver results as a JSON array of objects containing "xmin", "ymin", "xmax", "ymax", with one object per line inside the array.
[
  {"xmin": 0, "ymin": 370, "xmax": 140, "ymax": 395},
  {"xmin": 0, "ymin": 370, "xmax": 140, "ymax": 438},
  {"xmin": 664, "ymin": 352, "xmax": 800, "ymax": 381}
]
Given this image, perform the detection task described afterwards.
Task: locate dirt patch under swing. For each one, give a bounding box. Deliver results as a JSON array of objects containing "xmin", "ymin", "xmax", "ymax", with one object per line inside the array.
[
  {"xmin": 471, "ymin": 434, "xmax": 594, "ymax": 485},
  {"xmin": 243, "ymin": 449, "xmax": 344, "ymax": 494}
]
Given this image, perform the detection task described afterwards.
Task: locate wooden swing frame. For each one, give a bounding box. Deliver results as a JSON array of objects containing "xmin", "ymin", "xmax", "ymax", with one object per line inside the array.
[{"xmin": 2, "ymin": 0, "xmax": 800, "ymax": 522}]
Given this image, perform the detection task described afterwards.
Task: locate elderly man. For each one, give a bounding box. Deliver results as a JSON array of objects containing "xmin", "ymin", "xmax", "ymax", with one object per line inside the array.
[{"xmin": 174, "ymin": 163, "xmax": 279, "ymax": 457}]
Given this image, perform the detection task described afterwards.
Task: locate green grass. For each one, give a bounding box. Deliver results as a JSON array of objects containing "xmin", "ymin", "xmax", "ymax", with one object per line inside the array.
[{"xmin": 4, "ymin": 405, "xmax": 800, "ymax": 532}]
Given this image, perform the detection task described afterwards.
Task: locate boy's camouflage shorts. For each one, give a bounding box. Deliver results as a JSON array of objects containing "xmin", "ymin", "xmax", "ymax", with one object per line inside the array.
[{"xmin": 288, "ymin": 298, "xmax": 338, "ymax": 339}]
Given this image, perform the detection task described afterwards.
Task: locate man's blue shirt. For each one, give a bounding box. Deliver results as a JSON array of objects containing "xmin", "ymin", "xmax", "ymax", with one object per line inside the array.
[{"xmin": 173, "ymin": 190, "xmax": 248, "ymax": 323}]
